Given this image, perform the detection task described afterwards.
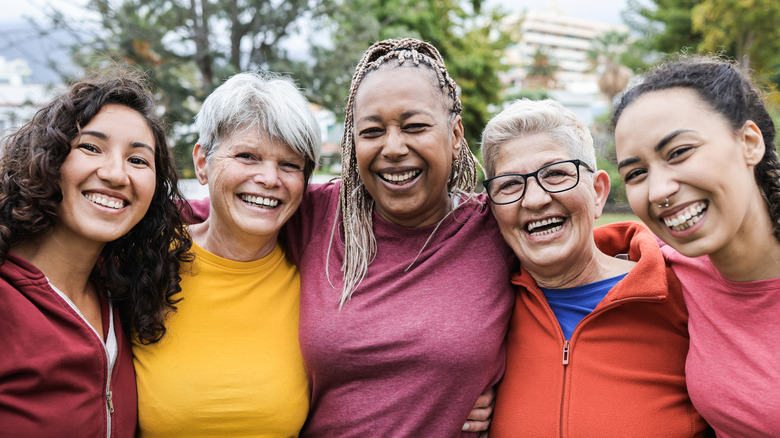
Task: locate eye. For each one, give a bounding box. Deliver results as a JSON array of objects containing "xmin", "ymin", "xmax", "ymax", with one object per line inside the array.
[
  {"xmin": 622, "ymin": 168, "xmax": 646, "ymax": 184},
  {"xmin": 404, "ymin": 123, "xmax": 429, "ymax": 133},
  {"xmin": 128, "ymin": 156, "xmax": 152, "ymax": 167},
  {"xmin": 358, "ymin": 127, "xmax": 384, "ymax": 138},
  {"xmin": 281, "ymin": 161, "xmax": 303, "ymax": 172},
  {"xmin": 235, "ymin": 152, "xmax": 256, "ymax": 161},
  {"xmin": 77, "ymin": 143, "xmax": 100, "ymax": 153},
  {"xmin": 667, "ymin": 145, "xmax": 694, "ymax": 161}
]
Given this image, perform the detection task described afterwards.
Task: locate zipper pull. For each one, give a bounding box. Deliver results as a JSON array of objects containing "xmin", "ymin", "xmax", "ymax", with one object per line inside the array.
[
  {"xmin": 107, "ymin": 390, "xmax": 114, "ymax": 414},
  {"xmin": 562, "ymin": 340, "xmax": 570, "ymax": 365}
]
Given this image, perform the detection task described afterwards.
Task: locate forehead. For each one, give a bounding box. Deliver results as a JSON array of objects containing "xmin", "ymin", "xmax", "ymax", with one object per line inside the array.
[
  {"xmin": 218, "ymin": 127, "xmax": 301, "ymax": 158},
  {"xmin": 495, "ymin": 133, "xmax": 571, "ymax": 172},
  {"xmin": 614, "ymin": 88, "xmax": 721, "ymax": 156},
  {"xmin": 354, "ymin": 65, "xmax": 448, "ymax": 113}
]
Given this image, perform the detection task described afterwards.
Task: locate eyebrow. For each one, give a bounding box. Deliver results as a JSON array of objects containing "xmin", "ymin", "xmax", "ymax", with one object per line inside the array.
[
  {"xmin": 617, "ymin": 129, "xmax": 695, "ymax": 170},
  {"xmin": 356, "ymin": 109, "xmax": 432, "ymax": 125},
  {"xmin": 79, "ymin": 130, "xmax": 155, "ymax": 154}
]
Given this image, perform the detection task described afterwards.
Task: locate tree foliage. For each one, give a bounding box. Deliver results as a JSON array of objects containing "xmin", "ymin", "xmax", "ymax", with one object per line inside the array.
[
  {"xmin": 692, "ymin": 0, "xmax": 780, "ymax": 73},
  {"xmin": 41, "ymin": 0, "xmax": 322, "ymax": 176},
  {"xmin": 298, "ymin": 0, "xmax": 511, "ymax": 151}
]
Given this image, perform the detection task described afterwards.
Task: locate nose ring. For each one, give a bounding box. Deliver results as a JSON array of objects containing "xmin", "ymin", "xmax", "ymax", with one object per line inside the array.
[{"xmin": 657, "ymin": 197, "xmax": 670, "ymax": 208}]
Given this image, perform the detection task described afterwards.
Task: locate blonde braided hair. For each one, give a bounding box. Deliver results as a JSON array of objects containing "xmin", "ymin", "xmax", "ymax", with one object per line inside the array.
[{"xmin": 329, "ymin": 38, "xmax": 479, "ymax": 307}]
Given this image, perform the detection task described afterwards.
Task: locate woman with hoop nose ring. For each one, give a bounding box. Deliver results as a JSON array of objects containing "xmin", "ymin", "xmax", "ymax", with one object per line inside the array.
[{"xmin": 482, "ymin": 99, "xmax": 706, "ymax": 437}]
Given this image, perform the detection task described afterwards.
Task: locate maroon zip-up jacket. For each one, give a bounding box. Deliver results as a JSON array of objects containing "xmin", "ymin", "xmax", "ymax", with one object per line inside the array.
[{"xmin": 0, "ymin": 253, "xmax": 137, "ymax": 438}]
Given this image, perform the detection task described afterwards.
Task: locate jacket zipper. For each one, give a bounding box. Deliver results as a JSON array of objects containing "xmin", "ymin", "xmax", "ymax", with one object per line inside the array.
[
  {"xmin": 49, "ymin": 285, "xmax": 114, "ymax": 438},
  {"xmin": 541, "ymin": 294, "xmax": 662, "ymax": 438}
]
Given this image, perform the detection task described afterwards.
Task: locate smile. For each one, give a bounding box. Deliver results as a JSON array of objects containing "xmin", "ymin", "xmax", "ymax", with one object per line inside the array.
[
  {"xmin": 379, "ymin": 170, "xmax": 421, "ymax": 185},
  {"xmin": 663, "ymin": 201, "xmax": 708, "ymax": 231},
  {"xmin": 239, "ymin": 194, "xmax": 279, "ymax": 209},
  {"xmin": 526, "ymin": 217, "xmax": 565, "ymax": 236},
  {"xmin": 84, "ymin": 192, "xmax": 126, "ymax": 209}
]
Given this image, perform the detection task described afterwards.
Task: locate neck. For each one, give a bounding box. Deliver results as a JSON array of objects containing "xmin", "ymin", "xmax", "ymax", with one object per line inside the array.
[
  {"xmin": 376, "ymin": 193, "xmax": 454, "ymax": 228},
  {"xmin": 12, "ymin": 234, "xmax": 103, "ymax": 301},
  {"xmin": 709, "ymin": 212, "xmax": 780, "ymax": 282},
  {"xmin": 188, "ymin": 220, "xmax": 278, "ymax": 262},
  {"xmin": 531, "ymin": 245, "xmax": 634, "ymax": 289}
]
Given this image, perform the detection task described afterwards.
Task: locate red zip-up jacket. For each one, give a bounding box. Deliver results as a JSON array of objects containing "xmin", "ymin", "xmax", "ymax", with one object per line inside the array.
[
  {"xmin": 0, "ymin": 253, "xmax": 136, "ymax": 438},
  {"xmin": 492, "ymin": 222, "xmax": 707, "ymax": 437}
]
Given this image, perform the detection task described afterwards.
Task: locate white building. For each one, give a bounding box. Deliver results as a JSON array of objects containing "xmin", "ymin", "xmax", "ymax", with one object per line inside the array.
[
  {"xmin": 0, "ymin": 57, "xmax": 57, "ymax": 136},
  {"xmin": 502, "ymin": 2, "xmax": 629, "ymax": 100}
]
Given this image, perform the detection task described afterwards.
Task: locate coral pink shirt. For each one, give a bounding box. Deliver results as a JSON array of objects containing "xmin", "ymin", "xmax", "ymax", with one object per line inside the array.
[{"xmin": 661, "ymin": 243, "xmax": 780, "ymax": 438}]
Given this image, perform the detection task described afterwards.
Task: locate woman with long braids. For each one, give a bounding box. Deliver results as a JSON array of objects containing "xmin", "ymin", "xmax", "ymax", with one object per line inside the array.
[
  {"xmin": 0, "ymin": 68, "xmax": 190, "ymax": 436},
  {"xmin": 287, "ymin": 37, "xmax": 514, "ymax": 436},
  {"xmin": 189, "ymin": 38, "xmax": 513, "ymax": 435},
  {"xmin": 612, "ymin": 56, "xmax": 780, "ymax": 437}
]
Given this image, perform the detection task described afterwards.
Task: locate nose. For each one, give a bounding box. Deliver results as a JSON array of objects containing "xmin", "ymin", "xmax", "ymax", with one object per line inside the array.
[
  {"xmin": 381, "ymin": 128, "xmax": 409, "ymax": 160},
  {"xmin": 520, "ymin": 176, "xmax": 551, "ymax": 210},
  {"xmin": 96, "ymin": 153, "xmax": 130, "ymax": 186},
  {"xmin": 646, "ymin": 166, "xmax": 679, "ymax": 208},
  {"xmin": 253, "ymin": 162, "xmax": 280, "ymax": 187}
]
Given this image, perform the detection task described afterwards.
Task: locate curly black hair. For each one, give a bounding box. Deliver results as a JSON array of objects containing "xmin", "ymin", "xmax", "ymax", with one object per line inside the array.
[
  {"xmin": 612, "ymin": 55, "xmax": 780, "ymax": 243},
  {"xmin": 0, "ymin": 66, "xmax": 192, "ymax": 343}
]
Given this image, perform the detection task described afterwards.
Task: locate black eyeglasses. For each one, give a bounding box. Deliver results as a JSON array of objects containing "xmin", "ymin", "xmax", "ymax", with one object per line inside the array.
[{"xmin": 483, "ymin": 159, "xmax": 593, "ymax": 205}]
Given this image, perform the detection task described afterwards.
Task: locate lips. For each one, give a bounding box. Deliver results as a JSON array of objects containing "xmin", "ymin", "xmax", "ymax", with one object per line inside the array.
[{"xmin": 662, "ymin": 201, "xmax": 708, "ymax": 231}]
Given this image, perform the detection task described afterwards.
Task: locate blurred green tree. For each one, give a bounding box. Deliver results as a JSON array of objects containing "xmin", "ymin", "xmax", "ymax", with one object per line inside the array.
[
  {"xmin": 288, "ymin": 0, "xmax": 511, "ymax": 152},
  {"xmin": 41, "ymin": 0, "xmax": 323, "ymax": 176}
]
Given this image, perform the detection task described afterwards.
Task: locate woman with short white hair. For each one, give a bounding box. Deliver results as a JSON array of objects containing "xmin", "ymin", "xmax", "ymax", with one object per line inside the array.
[
  {"xmin": 133, "ymin": 71, "xmax": 321, "ymax": 437},
  {"xmin": 483, "ymin": 99, "xmax": 707, "ymax": 437}
]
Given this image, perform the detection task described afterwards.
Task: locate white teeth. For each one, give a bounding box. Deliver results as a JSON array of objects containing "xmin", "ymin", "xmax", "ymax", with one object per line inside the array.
[
  {"xmin": 380, "ymin": 170, "xmax": 421, "ymax": 184},
  {"xmin": 531, "ymin": 224, "xmax": 563, "ymax": 236},
  {"xmin": 240, "ymin": 194, "xmax": 279, "ymax": 208},
  {"xmin": 527, "ymin": 217, "xmax": 564, "ymax": 234},
  {"xmin": 663, "ymin": 201, "xmax": 707, "ymax": 231},
  {"xmin": 85, "ymin": 193, "xmax": 125, "ymax": 209}
]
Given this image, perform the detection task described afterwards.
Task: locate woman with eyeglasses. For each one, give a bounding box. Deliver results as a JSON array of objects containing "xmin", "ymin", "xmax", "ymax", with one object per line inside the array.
[
  {"xmin": 481, "ymin": 99, "xmax": 707, "ymax": 437},
  {"xmin": 612, "ymin": 56, "xmax": 780, "ymax": 437}
]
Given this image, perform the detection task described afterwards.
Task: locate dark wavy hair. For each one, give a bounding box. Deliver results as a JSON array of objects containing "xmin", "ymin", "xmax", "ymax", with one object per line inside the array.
[
  {"xmin": 611, "ymin": 55, "xmax": 780, "ymax": 242},
  {"xmin": 0, "ymin": 66, "xmax": 192, "ymax": 343}
]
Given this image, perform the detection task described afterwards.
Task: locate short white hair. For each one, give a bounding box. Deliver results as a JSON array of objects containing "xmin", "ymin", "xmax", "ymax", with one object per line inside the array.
[{"xmin": 481, "ymin": 99, "xmax": 596, "ymax": 178}]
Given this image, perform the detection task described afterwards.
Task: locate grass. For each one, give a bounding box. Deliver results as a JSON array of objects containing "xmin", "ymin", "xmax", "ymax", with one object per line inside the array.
[{"xmin": 596, "ymin": 212, "xmax": 641, "ymax": 227}]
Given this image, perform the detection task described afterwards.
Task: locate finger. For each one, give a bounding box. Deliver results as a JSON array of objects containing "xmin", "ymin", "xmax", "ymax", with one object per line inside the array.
[
  {"xmin": 467, "ymin": 406, "xmax": 492, "ymax": 422},
  {"xmin": 463, "ymin": 419, "xmax": 491, "ymax": 432},
  {"xmin": 473, "ymin": 386, "xmax": 497, "ymax": 408}
]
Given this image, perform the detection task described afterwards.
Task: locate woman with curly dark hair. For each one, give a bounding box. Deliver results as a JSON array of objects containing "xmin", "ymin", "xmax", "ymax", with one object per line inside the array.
[{"xmin": 0, "ymin": 67, "xmax": 191, "ymax": 437}]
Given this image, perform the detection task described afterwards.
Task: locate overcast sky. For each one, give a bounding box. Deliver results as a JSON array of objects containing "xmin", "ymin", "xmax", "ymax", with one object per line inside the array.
[
  {"xmin": 3, "ymin": 0, "xmax": 629, "ymax": 25},
  {"xmin": 0, "ymin": 0, "xmax": 630, "ymax": 82}
]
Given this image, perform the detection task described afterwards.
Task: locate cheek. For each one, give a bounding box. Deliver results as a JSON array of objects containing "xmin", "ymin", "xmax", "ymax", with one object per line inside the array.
[{"xmin": 492, "ymin": 206, "xmax": 522, "ymax": 234}]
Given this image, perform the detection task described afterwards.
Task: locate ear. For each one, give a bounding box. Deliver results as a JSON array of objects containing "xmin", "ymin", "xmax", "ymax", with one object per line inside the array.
[
  {"xmin": 741, "ymin": 120, "xmax": 765, "ymax": 166},
  {"xmin": 450, "ymin": 115, "xmax": 464, "ymax": 160},
  {"xmin": 591, "ymin": 170, "xmax": 611, "ymax": 220},
  {"xmin": 193, "ymin": 144, "xmax": 209, "ymax": 185}
]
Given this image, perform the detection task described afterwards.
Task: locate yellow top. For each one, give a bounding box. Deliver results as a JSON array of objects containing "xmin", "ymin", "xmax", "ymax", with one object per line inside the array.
[{"xmin": 133, "ymin": 241, "xmax": 309, "ymax": 437}]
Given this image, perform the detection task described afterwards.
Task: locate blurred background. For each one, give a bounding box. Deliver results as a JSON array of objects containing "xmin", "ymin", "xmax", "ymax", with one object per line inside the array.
[{"xmin": 2, "ymin": 0, "xmax": 779, "ymax": 219}]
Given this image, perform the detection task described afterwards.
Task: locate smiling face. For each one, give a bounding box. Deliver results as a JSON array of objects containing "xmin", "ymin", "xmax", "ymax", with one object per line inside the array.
[
  {"xmin": 194, "ymin": 127, "xmax": 305, "ymax": 253},
  {"xmin": 489, "ymin": 133, "xmax": 609, "ymax": 278},
  {"xmin": 352, "ymin": 66, "xmax": 462, "ymax": 227},
  {"xmin": 55, "ymin": 104, "xmax": 157, "ymax": 250},
  {"xmin": 614, "ymin": 88, "xmax": 767, "ymax": 259}
]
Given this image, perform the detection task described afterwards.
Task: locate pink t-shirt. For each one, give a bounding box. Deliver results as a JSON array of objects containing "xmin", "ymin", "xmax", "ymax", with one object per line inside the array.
[
  {"xmin": 284, "ymin": 182, "xmax": 516, "ymax": 437},
  {"xmin": 661, "ymin": 243, "xmax": 780, "ymax": 438}
]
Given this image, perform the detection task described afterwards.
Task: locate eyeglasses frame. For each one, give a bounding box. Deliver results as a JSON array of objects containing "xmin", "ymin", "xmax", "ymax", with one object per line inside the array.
[{"xmin": 483, "ymin": 159, "xmax": 594, "ymax": 205}]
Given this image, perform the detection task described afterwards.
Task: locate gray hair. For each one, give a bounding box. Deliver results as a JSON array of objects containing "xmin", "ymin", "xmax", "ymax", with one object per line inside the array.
[
  {"xmin": 481, "ymin": 99, "xmax": 596, "ymax": 178},
  {"xmin": 195, "ymin": 71, "xmax": 321, "ymax": 182}
]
